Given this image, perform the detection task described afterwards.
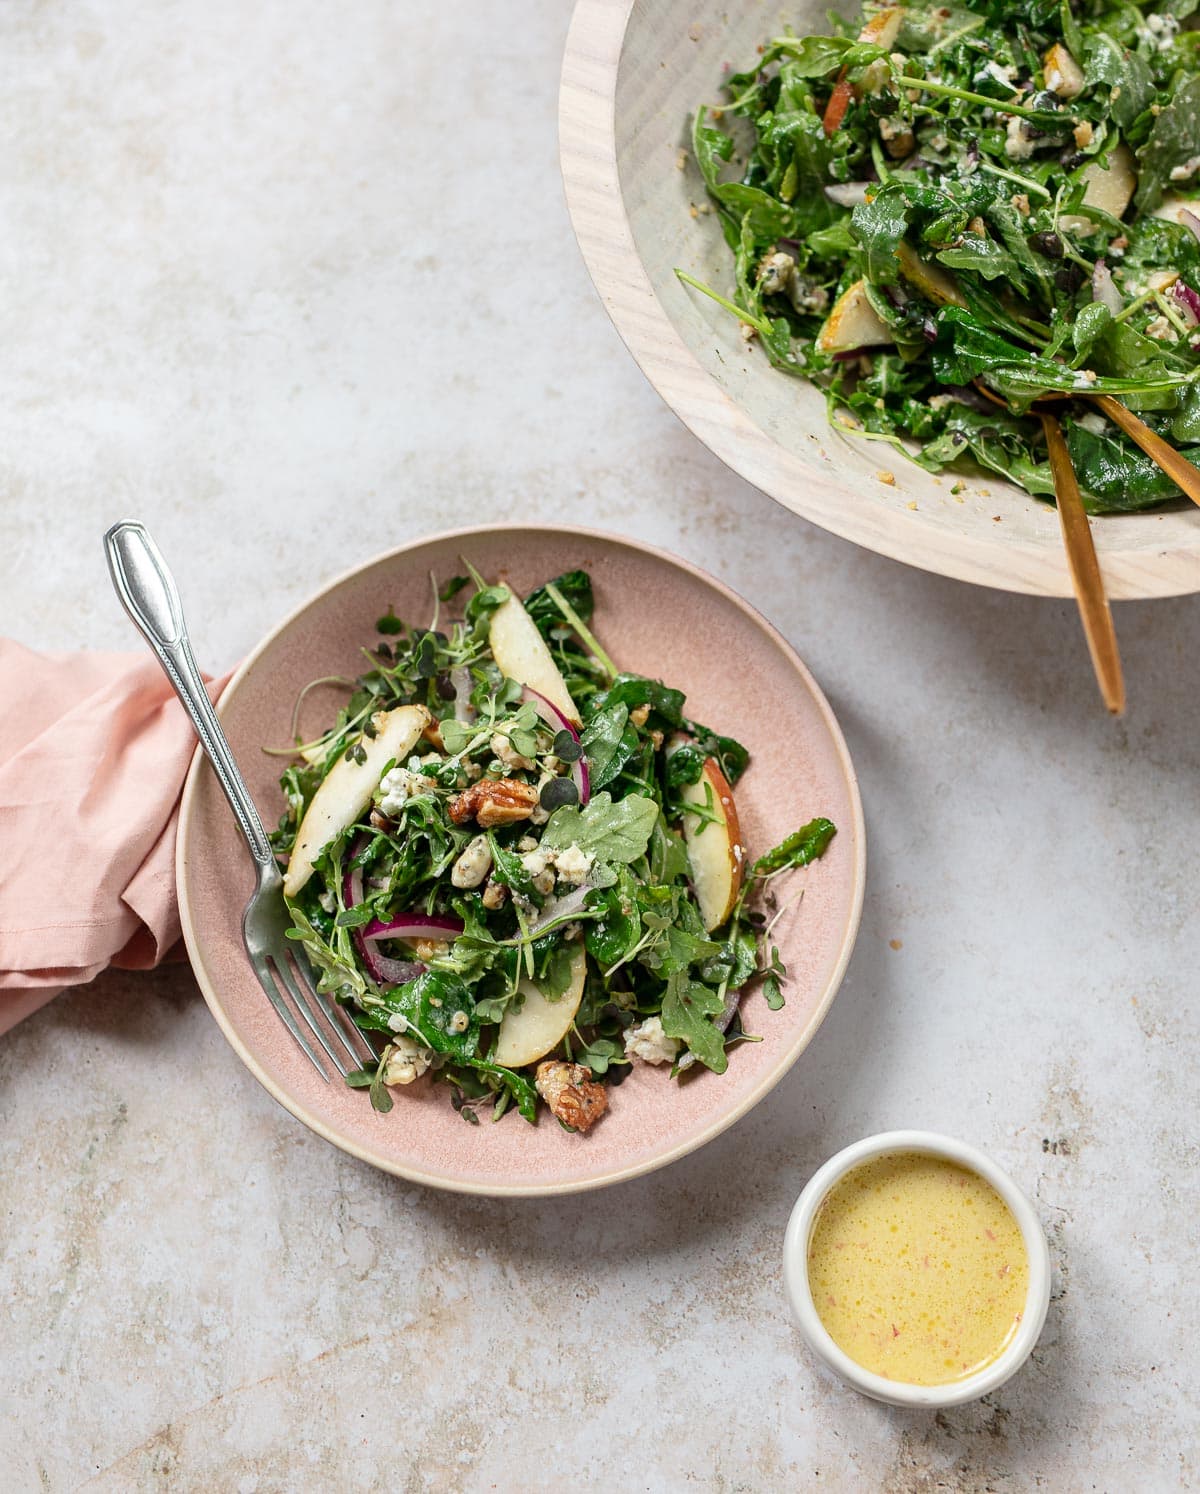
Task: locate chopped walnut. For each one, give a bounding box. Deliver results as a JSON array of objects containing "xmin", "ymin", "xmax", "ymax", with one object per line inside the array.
[
  {"xmin": 412, "ymin": 937, "xmax": 450, "ymax": 962},
  {"xmin": 481, "ymin": 879, "xmax": 508, "ymax": 910},
  {"xmin": 535, "ymin": 1060, "xmax": 609, "ymax": 1133},
  {"xmin": 629, "ymin": 703, "xmax": 651, "ymax": 728},
  {"xmin": 448, "ymin": 778, "xmax": 539, "ymax": 827}
]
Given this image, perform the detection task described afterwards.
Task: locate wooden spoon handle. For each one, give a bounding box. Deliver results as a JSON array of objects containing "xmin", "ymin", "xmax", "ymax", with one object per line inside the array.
[
  {"xmin": 1094, "ymin": 394, "xmax": 1200, "ymax": 509},
  {"xmin": 1039, "ymin": 412, "xmax": 1126, "ymax": 715}
]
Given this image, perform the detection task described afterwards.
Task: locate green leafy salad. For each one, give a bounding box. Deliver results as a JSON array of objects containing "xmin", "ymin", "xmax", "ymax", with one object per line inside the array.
[
  {"xmin": 273, "ymin": 569, "xmax": 835, "ymax": 1133},
  {"xmin": 682, "ymin": 0, "xmax": 1200, "ymax": 511}
]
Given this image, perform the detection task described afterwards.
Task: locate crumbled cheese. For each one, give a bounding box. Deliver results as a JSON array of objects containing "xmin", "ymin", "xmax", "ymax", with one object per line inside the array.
[
  {"xmin": 451, "ymin": 834, "xmax": 493, "ymax": 889},
  {"xmin": 878, "ymin": 115, "xmax": 912, "ymax": 144},
  {"xmin": 624, "ymin": 1017, "xmax": 682, "ymax": 1066},
  {"xmin": 490, "ymin": 731, "xmax": 534, "ymax": 772},
  {"xmin": 383, "ymin": 1036, "xmax": 432, "ymax": 1086},
  {"xmin": 1005, "ymin": 116, "xmax": 1035, "ymax": 161},
  {"xmin": 980, "ymin": 60, "xmax": 1017, "ymax": 88},
  {"xmin": 1170, "ymin": 155, "xmax": 1200, "ymax": 183},
  {"xmin": 378, "ymin": 765, "xmax": 431, "ymax": 817},
  {"xmin": 1078, "ymin": 411, "xmax": 1108, "ymax": 436},
  {"xmin": 786, "ymin": 276, "xmax": 829, "ymax": 314},
  {"xmin": 1146, "ymin": 315, "xmax": 1179, "ymax": 342},
  {"xmin": 1138, "ymin": 11, "xmax": 1180, "ymax": 50},
  {"xmin": 758, "ymin": 250, "xmax": 795, "ymax": 295},
  {"xmin": 520, "ymin": 846, "xmax": 551, "ymax": 878},
  {"xmin": 318, "ymin": 889, "xmax": 336, "ymax": 914},
  {"xmin": 554, "ymin": 844, "xmax": 595, "ymax": 885}
]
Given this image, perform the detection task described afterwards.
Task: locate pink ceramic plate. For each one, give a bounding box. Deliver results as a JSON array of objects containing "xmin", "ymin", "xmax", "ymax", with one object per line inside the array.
[{"xmin": 177, "ymin": 526, "xmax": 865, "ymax": 1195}]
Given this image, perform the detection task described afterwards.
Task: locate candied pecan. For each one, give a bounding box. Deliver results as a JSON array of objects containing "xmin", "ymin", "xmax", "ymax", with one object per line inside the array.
[
  {"xmin": 447, "ymin": 778, "xmax": 539, "ymax": 828},
  {"xmin": 535, "ymin": 1060, "xmax": 609, "ymax": 1133}
]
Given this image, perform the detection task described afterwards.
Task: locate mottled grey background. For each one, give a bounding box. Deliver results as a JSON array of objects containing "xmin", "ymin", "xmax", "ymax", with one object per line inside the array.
[{"xmin": 2, "ymin": 2, "xmax": 1197, "ymax": 1490}]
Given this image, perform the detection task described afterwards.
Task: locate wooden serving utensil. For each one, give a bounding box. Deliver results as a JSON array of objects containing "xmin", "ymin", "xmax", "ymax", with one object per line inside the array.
[
  {"xmin": 973, "ymin": 380, "xmax": 1125, "ymax": 714},
  {"xmin": 1037, "ymin": 409, "xmax": 1126, "ymax": 715}
]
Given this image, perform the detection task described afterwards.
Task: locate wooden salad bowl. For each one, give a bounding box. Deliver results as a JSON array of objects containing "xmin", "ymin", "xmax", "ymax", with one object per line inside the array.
[{"xmin": 559, "ymin": 0, "xmax": 1200, "ymax": 599}]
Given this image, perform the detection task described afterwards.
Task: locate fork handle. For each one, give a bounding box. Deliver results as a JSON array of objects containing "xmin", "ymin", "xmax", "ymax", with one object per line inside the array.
[{"xmin": 104, "ymin": 520, "xmax": 276, "ymax": 871}]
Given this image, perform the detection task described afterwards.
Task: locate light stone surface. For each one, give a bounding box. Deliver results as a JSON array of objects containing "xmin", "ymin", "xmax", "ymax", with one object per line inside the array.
[{"xmin": 1, "ymin": 2, "xmax": 1198, "ymax": 1490}]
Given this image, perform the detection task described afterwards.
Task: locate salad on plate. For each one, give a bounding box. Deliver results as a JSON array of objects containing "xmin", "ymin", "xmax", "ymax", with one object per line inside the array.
[
  {"xmin": 681, "ymin": 0, "xmax": 1200, "ymax": 511},
  {"xmin": 271, "ymin": 568, "xmax": 835, "ymax": 1133}
]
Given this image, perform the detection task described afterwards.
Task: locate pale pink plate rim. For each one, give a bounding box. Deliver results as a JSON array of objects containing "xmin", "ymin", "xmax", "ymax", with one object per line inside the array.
[{"xmin": 176, "ymin": 523, "xmax": 867, "ymax": 1196}]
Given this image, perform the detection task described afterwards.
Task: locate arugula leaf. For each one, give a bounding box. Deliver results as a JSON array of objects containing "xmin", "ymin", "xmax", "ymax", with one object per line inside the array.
[
  {"xmin": 524, "ymin": 570, "xmax": 595, "ymax": 638},
  {"xmin": 936, "ymin": 234, "xmax": 1019, "ymax": 283},
  {"xmin": 540, "ymin": 792, "xmax": 660, "ymax": 865},
  {"xmin": 852, "ymin": 186, "xmax": 910, "ymax": 286},
  {"xmin": 686, "ymin": 725, "xmax": 750, "ymax": 785},
  {"xmin": 594, "ymin": 672, "xmax": 687, "ymax": 727},
  {"xmin": 1065, "ymin": 418, "xmax": 1200, "ymax": 512},
  {"xmin": 438, "ymin": 576, "xmax": 470, "ymax": 603},
  {"xmin": 470, "ymin": 1060, "xmax": 539, "ymax": 1122},
  {"xmin": 465, "ymin": 583, "xmax": 510, "ymax": 639},
  {"xmin": 366, "ymin": 970, "xmax": 480, "ymax": 1059},
  {"xmin": 580, "ymin": 702, "xmax": 635, "ymax": 790},
  {"xmin": 665, "ymin": 743, "xmax": 706, "ymax": 789},
  {"xmin": 661, "ymin": 971, "xmax": 728, "ymax": 1074},
  {"xmin": 488, "ymin": 835, "xmax": 540, "ymax": 899},
  {"xmin": 584, "ymin": 871, "xmax": 642, "ymax": 967},
  {"xmin": 1083, "ymin": 34, "xmax": 1154, "ymax": 132},
  {"xmin": 1136, "ymin": 76, "xmax": 1200, "ymax": 212},
  {"xmin": 753, "ymin": 817, "xmax": 837, "ymax": 876}
]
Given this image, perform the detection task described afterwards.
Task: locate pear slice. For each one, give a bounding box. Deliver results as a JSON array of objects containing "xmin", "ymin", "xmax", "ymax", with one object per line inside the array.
[
  {"xmin": 282, "ymin": 704, "xmax": 431, "ymax": 897},
  {"xmin": 894, "ymin": 241, "xmax": 966, "ymax": 308},
  {"xmin": 488, "ymin": 589, "xmax": 581, "ymax": 726},
  {"xmin": 816, "ymin": 280, "xmax": 893, "ymax": 353},
  {"xmin": 492, "ymin": 943, "xmax": 588, "ymax": 1069},
  {"xmin": 678, "ymin": 755, "xmax": 746, "ymax": 932},
  {"xmin": 858, "ymin": 8, "xmax": 903, "ymax": 48},
  {"xmin": 1060, "ymin": 145, "xmax": 1137, "ymax": 232},
  {"xmin": 1043, "ymin": 42, "xmax": 1084, "ymax": 99}
]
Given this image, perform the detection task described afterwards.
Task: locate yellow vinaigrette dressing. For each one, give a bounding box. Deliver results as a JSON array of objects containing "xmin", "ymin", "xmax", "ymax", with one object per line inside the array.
[{"xmin": 807, "ymin": 1153, "xmax": 1029, "ymax": 1386}]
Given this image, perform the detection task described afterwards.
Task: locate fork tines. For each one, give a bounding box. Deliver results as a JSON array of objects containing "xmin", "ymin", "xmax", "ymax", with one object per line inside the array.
[{"xmin": 252, "ymin": 945, "xmax": 377, "ymax": 1082}]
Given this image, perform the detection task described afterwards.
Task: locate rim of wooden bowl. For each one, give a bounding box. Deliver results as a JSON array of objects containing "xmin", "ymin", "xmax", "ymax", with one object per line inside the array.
[{"xmin": 558, "ymin": 0, "xmax": 1200, "ymax": 599}]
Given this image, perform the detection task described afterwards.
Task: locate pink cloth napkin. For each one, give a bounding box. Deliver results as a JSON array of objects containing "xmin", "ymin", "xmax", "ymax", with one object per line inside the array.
[{"xmin": 0, "ymin": 640, "xmax": 232, "ymax": 1036}]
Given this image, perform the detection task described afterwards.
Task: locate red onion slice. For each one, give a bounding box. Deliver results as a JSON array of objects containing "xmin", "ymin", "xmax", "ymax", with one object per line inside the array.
[
  {"xmin": 1092, "ymin": 260, "xmax": 1123, "ymax": 315},
  {"xmin": 520, "ymin": 686, "xmax": 590, "ymax": 804},
  {"xmin": 526, "ymin": 884, "xmax": 594, "ymax": 938},
  {"xmin": 366, "ymin": 951, "xmax": 426, "ymax": 986},
  {"xmin": 824, "ymin": 181, "xmax": 871, "ymax": 207},
  {"xmin": 362, "ymin": 913, "xmax": 465, "ymax": 942},
  {"xmin": 1180, "ymin": 208, "xmax": 1200, "ymax": 245},
  {"xmin": 341, "ymin": 839, "xmax": 453, "ymax": 987},
  {"xmin": 450, "ymin": 665, "xmax": 475, "ymax": 723},
  {"xmin": 1174, "ymin": 279, "xmax": 1200, "ymax": 326}
]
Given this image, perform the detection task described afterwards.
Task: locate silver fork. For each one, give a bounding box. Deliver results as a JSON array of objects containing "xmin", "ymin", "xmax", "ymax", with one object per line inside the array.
[{"xmin": 104, "ymin": 520, "xmax": 377, "ymax": 1082}]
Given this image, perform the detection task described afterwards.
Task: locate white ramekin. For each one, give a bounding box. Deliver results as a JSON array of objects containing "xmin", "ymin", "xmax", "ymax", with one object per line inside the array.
[{"xmin": 783, "ymin": 1130, "xmax": 1051, "ymax": 1408}]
